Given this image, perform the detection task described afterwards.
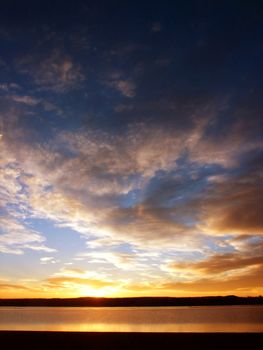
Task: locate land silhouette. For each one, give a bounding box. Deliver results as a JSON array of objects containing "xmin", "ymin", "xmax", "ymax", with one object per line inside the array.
[
  {"xmin": 0, "ymin": 295, "xmax": 262, "ymax": 307},
  {"xmin": 1, "ymin": 332, "xmax": 262, "ymax": 350}
]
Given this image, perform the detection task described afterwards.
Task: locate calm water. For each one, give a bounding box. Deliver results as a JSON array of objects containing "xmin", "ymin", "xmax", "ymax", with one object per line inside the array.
[{"xmin": 0, "ymin": 306, "xmax": 262, "ymax": 332}]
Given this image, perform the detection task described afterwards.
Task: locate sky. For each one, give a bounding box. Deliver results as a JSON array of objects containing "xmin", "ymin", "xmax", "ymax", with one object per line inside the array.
[{"xmin": 0, "ymin": 0, "xmax": 263, "ymax": 298}]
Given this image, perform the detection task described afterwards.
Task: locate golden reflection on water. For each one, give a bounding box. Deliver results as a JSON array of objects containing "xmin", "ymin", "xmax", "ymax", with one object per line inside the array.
[
  {"xmin": 0, "ymin": 306, "xmax": 263, "ymax": 332},
  {"xmin": 1, "ymin": 323, "xmax": 263, "ymax": 333}
]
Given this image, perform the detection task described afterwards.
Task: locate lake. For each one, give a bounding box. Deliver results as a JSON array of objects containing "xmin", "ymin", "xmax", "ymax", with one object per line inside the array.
[{"xmin": 0, "ymin": 305, "xmax": 262, "ymax": 332}]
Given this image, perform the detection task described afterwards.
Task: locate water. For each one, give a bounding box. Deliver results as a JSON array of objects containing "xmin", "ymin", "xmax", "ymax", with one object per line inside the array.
[{"xmin": 0, "ymin": 306, "xmax": 262, "ymax": 332}]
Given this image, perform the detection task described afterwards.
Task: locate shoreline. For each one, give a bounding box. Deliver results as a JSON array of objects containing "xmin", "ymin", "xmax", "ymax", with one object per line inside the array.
[
  {"xmin": 0, "ymin": 331, "xmax": 262, "ymax": 350},
  {"xmin": 0, "ymin": 295, "xmax": 262, "ymax": 307}
]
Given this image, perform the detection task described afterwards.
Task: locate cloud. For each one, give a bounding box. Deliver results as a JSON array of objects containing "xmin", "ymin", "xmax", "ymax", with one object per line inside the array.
[
  {"xmin": 76, "ymin": 250, "xmax": 143, "ymax": 271},
  {"xmin": 156, "ymin": 237, "xmax": 263, "ymax": 295},
  {"xmin": 196, "ymin": 152, "xmax": 263, "ymax": 236},
  {"xmin": 151, "ymin": 22, "xmax": 162, "ymax": 32},
  {"xmin": 41, "ymin": 101, "xmax": 64, "ymax": 116},
  {"xmin": 0, "ymin": 144, "xmax": 56, "ymax": 255},
  {"xmin": 158, "ymin": 242, "xmax": 263, "ymax": 295},
  {"xmin": 10, "ymin": 95, "xmax": 40, "ymax": 106},
  {"xmin": 46, "ymin": 276, "xmax": 115, "ymax": 288},
  {"xmin": 1, "ymin": 109, "xmax": 262, "ymax": 263},
  {"xmin": 0, "ymin": 279, "xmax": 49, "ymax": 298},
  {"xmin": 16, "ymin": 49, "xmax": 85, "ymax": 93},
  {"xmin": 107, "ymin": 79, "xmax": 136, "ymax": 97},
  {"xmin": 111, "ymin": 79, "xmax": 136, "ymax": 97},
  {"xmin": 0, "ymin": 283, "xmax": 33, "ymax": 291},
  {"xmin": 200, "ymin": 186, "xmax": 263, "ymax": 235},
  {"xmin": 169, "ymin": 239, "xmax": 263, "ymax": 277},
  {"xmin": 42, "ymin": 265, "xmax": 126, "ymax": 296},
  {"xmin": 40, "ymin": 256, "xmax": 58, "ymax": 264},
  {"xmin": 0, "ymin": 0, "xmax": 262, "ymax": 298},
  {"xmin": 159, "ymin": 267, "xmax": 263, "ymax": 295},
  {"xmin": 0, "ymin": 216, "xmax": 56, "ymax": 255},
  {"xmin": 104, "ymin": 71, "xmax": 136, "ymax": 97},
  {"xmin": 44, "ymin": 267, "xmax": 119, "ymax": 296},
  {"xmin": 0, "ymin": 83, "xmax": 20, "ymax": 91},
  {"xmin": 112, "ymin": 252, "xmax": 263, "ymax": 296}
]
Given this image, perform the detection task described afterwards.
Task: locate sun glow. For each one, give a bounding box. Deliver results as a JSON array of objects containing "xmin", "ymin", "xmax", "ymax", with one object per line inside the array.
[{"xmin": 76, "ymin": 286, "xmax": 116, "ymax": 298}]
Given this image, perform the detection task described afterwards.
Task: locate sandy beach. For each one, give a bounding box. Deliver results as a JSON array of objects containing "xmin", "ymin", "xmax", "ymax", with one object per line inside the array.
[{"xmin": 0, "ymin": 331, "xmax": 262, "ymax": 350}]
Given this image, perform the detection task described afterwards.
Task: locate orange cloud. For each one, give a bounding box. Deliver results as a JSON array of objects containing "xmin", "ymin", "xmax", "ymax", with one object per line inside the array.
[
  {"xmin": 0, "ymin": 283, "xmax": 32, "ymax": 291},
  {"xmin": 198, "ymin": 176, "xmax": 263, "ymax": 236},
  {"xmin": 164, "ymin": 239, "xmax": 263, "ymax": 295},
  {"xmin": 46, "ymin": 276, "xmax": 115, "ymax": 289},
  {"xmin": 160, "ymin": 266, "xmax": 263, "ymax": 296},
  {"xmin": 169, "ymin": 245, "xmax": 263, "ymax": 276}
]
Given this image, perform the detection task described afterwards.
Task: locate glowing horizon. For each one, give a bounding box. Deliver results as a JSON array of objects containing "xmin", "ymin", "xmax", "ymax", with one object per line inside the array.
[{"xmin": 0, "ymin": 1, "xmax": 262, "ymax": 299}]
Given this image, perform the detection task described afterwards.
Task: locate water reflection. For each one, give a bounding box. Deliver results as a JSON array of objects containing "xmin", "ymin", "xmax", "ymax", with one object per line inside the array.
[{"xmin": 0, "ymin": 306, "xmax": 262, "ymax": 332}]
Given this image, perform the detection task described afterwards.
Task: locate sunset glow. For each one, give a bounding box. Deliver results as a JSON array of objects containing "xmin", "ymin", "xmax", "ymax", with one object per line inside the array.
[{"xmin": 0, "ymin": 1, "xmax": 262, "ymax": 299}]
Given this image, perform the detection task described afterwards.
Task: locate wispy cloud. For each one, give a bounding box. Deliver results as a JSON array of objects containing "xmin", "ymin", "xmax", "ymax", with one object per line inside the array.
[
  {"xmin": 40, "ymin": 256, "xmax": 59, "ymax": 264},
  {"xmin": 0, "ymin": 283, "xmax": 33, "ymax": 291},
  {"xmin": 104, "ymin": 72, "xmax": 136, "ymax": 97},
  {"xmin": 109, "ymin": 79, "xmax": 136, "ymax": 97},
  {"xmin": 0, "ymin": 83, "xmax": 20, "ymax": 91},
  {"xmin": 16, "ymin": 49, "xmax": 85, "ymax": 93},
  {"xmin": 151, "ymin": 22, "xmax": 162, "ymax": 33},
  {"xmin": 0, "ymin": 138, "xmax": 56, "ymax": 255},
  {"xmin": 0, "ymin": 216, "xmax": 55, "ymax": 255},
  {"xmin": 43, "ymin": 267, "xmax": 118, "ymax": 297},
  {"xmin": 10, "ymin": 95, "xmax": 40, "ymax": 106}
]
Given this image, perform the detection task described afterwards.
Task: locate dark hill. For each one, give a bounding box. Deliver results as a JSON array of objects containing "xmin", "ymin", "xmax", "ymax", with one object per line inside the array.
[{"xmin": 0, "ymin": 295, "xmax": 262, "ymax": 307}]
